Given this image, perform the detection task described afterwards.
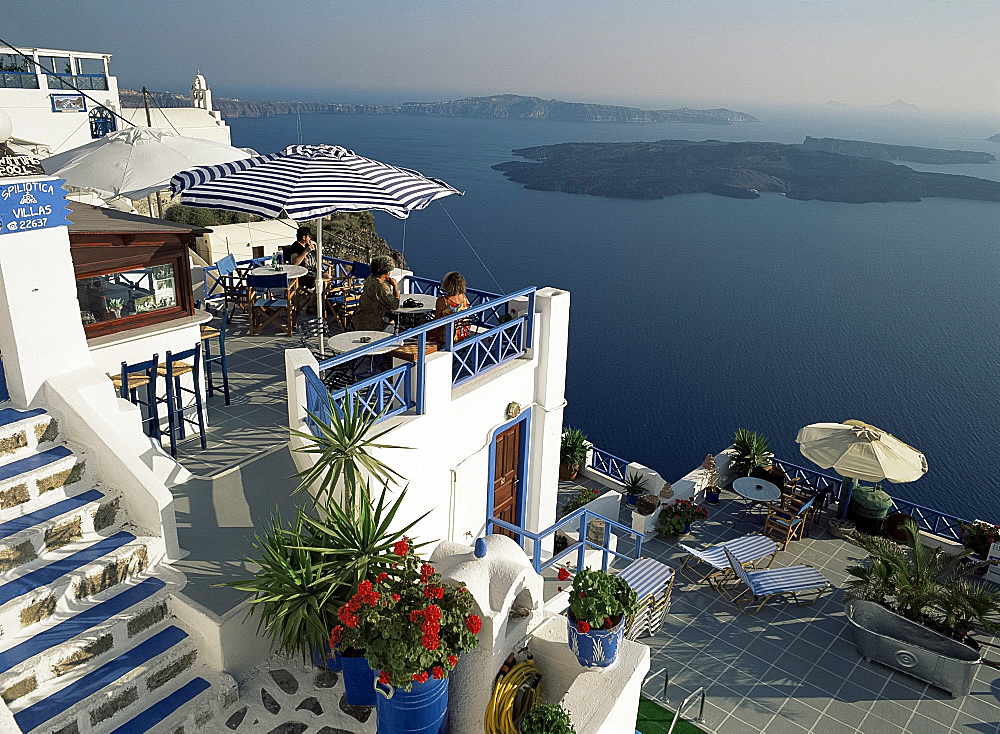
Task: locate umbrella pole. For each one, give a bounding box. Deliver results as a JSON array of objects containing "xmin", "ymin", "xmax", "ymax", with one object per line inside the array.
[
  {"xmin": 316, "ymin": 217, "xmax": 324, "ymax": 358},
  {"xmin": 840, "ymin": 477, "xmax": 858, "ymax": 520}
]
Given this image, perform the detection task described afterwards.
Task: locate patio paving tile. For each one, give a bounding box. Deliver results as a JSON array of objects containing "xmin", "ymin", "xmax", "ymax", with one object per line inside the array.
[
  {"xmin": 775, "ymin": 695, "xmax": 825, "ymax": 730},
  {"xmin": 726, "ymin": 700, "xmax": 779, "ymax": 731},
  {"xmin": 907, "ymin": 711, "xmax": 948, "ymax": 733},
  {"xmin": 860, "ymin": 711, "xmax": 907, "ymax": 734},
  {"xmin": 870, "ymin": 698, "xmax": 921, "ymax": 728}
]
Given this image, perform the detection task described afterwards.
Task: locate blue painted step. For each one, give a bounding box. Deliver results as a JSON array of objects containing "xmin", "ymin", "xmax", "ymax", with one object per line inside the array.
[
  {"xmin": 0, "ymin": 407, "xmax": 45, "ymax": 429},
  {"xmin": 0, "ymin": 488, "xmax": 104, "ymax": 541},
  {"xmin": 0, "ymin": 531, "xmax": 135, "ymax": 607},
  {"xmin": 0, "ymin": 577, "xmax": 166, "ymax": 675},
  {"xmin": 110, "ymin": 677, "xmax": 210, "ymax": 734},
  {"xmin": 13, "ymin": 625, "xmax": 188, "ymax": 732},
  {"xmin": 0, "ymin": 445, "xmax": 73, "ymax": 484}
]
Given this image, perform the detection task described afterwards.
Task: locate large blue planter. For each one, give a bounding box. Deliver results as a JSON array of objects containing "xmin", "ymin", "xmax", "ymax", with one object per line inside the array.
[
  {"xmin": 567, "ymin": 614, "xmax": 625, "ymax": 668},
  {"xmin": 342, "ymin": 654, "xmax": 377, "ymax": 706},
  {"xmin": 312, "ymin": 641, "xmax": 342, "ymax": 672},
  {"xmin": 375, "ymin": 675, "xmax": 449, "ymax": 734}
]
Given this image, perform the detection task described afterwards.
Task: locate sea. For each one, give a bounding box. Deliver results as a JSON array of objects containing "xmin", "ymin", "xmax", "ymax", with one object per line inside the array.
[{"xmin": 228, "ymin": 109, "xmax": 1000, "ymax": 520}]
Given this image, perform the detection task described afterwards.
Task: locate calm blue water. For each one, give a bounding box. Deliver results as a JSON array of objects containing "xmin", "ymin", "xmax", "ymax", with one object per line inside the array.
[{"xmin": 228, "ymin": 112, "xmax": 1000, "ymax": 519}]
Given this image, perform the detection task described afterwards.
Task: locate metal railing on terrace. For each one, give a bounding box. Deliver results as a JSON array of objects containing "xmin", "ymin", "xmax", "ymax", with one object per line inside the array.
[
  {"xmin": 589, "ymin": 445, "xmax": 629, "ymax": 483},
  {"xmin": 0, "ymin": 71, "xmax": 39, "ymax": 89},
  {"xmin": 489, "ymin": 506, "xmax": 644, "ymax": 573},
  {"xmin": 45, "ymin": 72, "xmax": 108, "ymax": 91}
]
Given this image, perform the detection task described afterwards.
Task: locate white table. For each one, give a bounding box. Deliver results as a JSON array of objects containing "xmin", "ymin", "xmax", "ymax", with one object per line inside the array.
[
  {"xmin": 249, "ymin": 264, "xmax": 308, "ymax": 279},
  {"xmin": 327, "ymin": 331, "xmax": 399, "ymax": 355},
  {"xmin": 394, "ymin": 293, "xmax": 437, "ymax": 315},
  {"xmin": 732, "ymin": 477, "xmax": 781, "ymax": 525}
]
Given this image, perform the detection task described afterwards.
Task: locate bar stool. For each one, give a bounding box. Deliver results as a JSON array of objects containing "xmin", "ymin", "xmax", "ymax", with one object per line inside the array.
[
  {"xmin": 161, "ymin": 345, "xmax": 207, "ymax": 458},
  {"xmin": 109, "ymin": 356, "xmax": 159, "ymax": 439},
  {"xmin": 201, "ymin": 306, "xmax": 230, "ymax": 406}
]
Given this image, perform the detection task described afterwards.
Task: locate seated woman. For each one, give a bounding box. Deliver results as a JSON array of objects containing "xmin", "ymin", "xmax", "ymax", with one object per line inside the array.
[
  {"xmin": 432, "ymin": 271, "xmax": 471, "ymax": 344},
  {"xmin": 351, "ymin": 255, "xmax": 400, "ymax": 332}
]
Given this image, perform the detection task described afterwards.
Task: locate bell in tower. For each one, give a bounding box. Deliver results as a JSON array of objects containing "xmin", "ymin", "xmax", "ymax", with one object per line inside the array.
[{"xmin": 191, "ymin": 71, "xmax": 213, "ymax": 111}]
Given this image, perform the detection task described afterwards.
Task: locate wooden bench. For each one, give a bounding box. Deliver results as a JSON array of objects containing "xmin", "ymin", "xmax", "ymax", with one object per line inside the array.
[{"xmin": 388, "ymin": 342, "xmax": 439, "ymax": 362}]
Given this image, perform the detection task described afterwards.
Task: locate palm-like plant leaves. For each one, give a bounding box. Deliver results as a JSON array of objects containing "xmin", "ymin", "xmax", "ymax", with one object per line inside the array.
[
  {"xmin": 289, "ymin": 394, "xmax": 407, "ymax": 511},
  {"xmin": 730, "ymin": 428, "xmax": 774, "ymax": 477}
]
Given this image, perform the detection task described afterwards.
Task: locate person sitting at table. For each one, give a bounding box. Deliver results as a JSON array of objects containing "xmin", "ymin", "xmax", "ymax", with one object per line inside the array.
[
  {"xmin": 352, "ymin": 255, "xmax": 400, "ymax": 332},
  {"xmin": 283, "ymin": 226, "xmax": 316, "ymax": 289},
  {"xmin": 431, "ymin": 271, "xmax": 471, "ymax": 344}
]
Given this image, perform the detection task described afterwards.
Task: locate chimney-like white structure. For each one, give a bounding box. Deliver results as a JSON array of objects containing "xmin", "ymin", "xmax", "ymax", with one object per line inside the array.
[{"xmin": 191, "ymin": 71, "xmax": 212, "ymax": 112}]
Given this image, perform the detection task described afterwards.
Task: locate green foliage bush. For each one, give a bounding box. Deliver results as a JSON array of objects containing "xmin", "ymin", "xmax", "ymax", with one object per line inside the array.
[
  {"xmin": 520, "ymin": 704, "xmax": 576, "ymax": 734},
  {"xmin": 567, "ymin": 567, "xmax": 637, "ymax": 631}
]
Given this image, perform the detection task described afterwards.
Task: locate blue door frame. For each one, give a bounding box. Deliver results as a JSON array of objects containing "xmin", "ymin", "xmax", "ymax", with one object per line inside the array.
[{"xmin": 486, "ymin": 408, "xmax": 531, "ymax": 546}]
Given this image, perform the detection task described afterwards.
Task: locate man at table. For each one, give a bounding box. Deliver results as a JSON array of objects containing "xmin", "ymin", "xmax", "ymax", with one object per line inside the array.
[
  {"xmin": 353, "ymin": 255, "xmax": 399, "ymax": 331},
  {"xmin": 283, "ymin": 226, "xmax": 316, "ymax": 288}
]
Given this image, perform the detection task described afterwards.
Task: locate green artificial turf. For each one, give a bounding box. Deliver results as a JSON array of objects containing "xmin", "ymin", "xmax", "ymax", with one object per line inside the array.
[{"xmin": 635, "ymin": 695, "xmax": 708, "ymax": 734}]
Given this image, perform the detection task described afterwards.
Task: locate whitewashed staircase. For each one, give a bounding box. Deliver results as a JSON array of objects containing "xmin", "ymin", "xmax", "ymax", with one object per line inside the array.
[{"xmin": 0, "ymin": 405, "xmax": 236, "ymax": 734}]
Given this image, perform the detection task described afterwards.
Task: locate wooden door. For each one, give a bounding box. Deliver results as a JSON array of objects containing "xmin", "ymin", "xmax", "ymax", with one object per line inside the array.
[{"xmin": 492, "ymin": 422, "xmax": 521, "ymax": 540}]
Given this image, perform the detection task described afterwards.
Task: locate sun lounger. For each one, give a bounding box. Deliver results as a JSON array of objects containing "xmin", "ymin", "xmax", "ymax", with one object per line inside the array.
[
  {"xmin": 721, "ymin": 547, "xmax": 829, "ymax": 614},
  {"xmin": 616, "ymin": 557, "xmax": 674, "ymax": 639},
  {"xmin": 678, "ymin": 534, "xmax": 777, "ymax": 585}
]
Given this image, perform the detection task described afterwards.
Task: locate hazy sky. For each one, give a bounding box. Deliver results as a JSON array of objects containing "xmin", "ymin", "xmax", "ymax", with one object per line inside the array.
[{"xmin": 4, "ymin": 1, "xmax": 998, "ymax": 114}]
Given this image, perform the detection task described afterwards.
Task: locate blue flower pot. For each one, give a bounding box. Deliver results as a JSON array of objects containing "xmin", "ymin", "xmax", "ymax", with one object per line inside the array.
[
  {"xmin": 342, "ymin": 654, "xmax": 377, "ymax": 706},
  {"xmin": 375, "ymin": 675, "xmax": 449, "ymax": 734},
  {"xmin": 567, "ymin": 614, "xmax": 625, "ymax": 668},
  {"xmin": 312, "ymin": 641, "xmax": 342, "ymax": 672}
]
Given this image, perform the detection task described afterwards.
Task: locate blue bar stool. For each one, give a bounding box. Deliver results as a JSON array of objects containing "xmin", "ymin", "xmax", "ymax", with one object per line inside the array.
[
  {"xmin": 201, "ymin": 306, "xmax": 230, "ymax": 406},
  {"xmin": 109, "ymin": 355, "xmax": 160, "ymax": 439},
  {"xmin": 161, "ymin": 345, "xmax": 207, "ymax": 458}
]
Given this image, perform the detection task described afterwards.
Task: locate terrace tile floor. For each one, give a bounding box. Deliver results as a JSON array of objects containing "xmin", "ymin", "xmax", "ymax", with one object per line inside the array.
[{"xmin": 609, "ymin": 488, "xmax": 1000, "ymax": 734}]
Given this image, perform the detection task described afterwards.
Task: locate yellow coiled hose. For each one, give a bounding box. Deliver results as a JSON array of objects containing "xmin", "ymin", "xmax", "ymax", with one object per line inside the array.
[{"xmin": 483, "ymin": 658, "xmax": 541, "ymax": 734}]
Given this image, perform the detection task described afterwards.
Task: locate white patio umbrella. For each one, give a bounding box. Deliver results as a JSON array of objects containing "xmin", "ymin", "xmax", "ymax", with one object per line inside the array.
[
  {"xmin": 41, "ymin": 126, "xmax": 253, "ymax": 199},
  {"xmin": 170, "ymin": 144, "xmax": 462, "ymax": 356},
  {"xmin": 796, "ymin": 420, "xmax": 928, "ymax": 517}
]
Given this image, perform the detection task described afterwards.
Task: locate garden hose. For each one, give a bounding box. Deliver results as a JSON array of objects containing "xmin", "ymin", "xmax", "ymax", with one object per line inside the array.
[{"xmin": 484, "ymin": 654, "xmax": 541, "ymax": 734}]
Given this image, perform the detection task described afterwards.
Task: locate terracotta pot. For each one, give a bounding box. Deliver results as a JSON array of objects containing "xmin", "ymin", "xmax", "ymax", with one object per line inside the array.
[{"xmin": 559, "ymin": 461, "xmax": 579, "ymax": 481}]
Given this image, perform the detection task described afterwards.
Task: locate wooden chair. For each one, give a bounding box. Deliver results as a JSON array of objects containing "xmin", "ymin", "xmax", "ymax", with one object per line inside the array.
[
  {"xmin": 248, "ymin": 272, "xmax": 297, "ymax": 336},
  {"xmin": 327, "ymin": 279, "xmax": 363, "ymax": 331},
  {"xmin": 763, "ymin": 495, "xmax": 815, "ymax": 550},
  {"xmin": 225, "ymin": 259, "xmax": 257, "ymax": 319}
]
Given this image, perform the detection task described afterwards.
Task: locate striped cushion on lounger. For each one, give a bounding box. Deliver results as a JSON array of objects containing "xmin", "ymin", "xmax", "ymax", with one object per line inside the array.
[
  {"xmin": 617, "ymin": 558, "xmax": 674, "ymax": 600},
  {"xmin": 745, "ymin": 566, "xmax": 827, "ymax": 596},
  {"xmin": 680, "ymin": 534, "xmax": 777, "ymax": 570}
]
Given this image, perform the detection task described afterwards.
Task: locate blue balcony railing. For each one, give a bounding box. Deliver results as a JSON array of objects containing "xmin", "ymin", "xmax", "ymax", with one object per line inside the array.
[
  {"xmin": 0, "ymin": 71, "xmax": 39, "ymax": 89},
  {"xmin": 308, "ymin": 286, "xmax": 536, "ymax": 427},
  {"xmin": 590, "ymin": 445, "xmax": 629, "ymax": 483},
  {"xmin": 302, "ymin": 365, "xmax": 332, "ymax": 436},
  {"xmin": 488, "ymin": 507, "xmax": 644, "ymax": 574}
]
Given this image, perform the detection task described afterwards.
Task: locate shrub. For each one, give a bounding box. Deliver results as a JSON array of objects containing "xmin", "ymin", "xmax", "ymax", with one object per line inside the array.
[
  {"xmin": 730, "ymin": 428, "xmax": 773, "ymax": 477},
  {"xmin": 562, "ymin": 487, "xmax": 598, "ymax": 515},
  {"xmin": 520, "ymin": 704, "xmax": 576, "ymax": 734},
  {"xmin": 657, "ymin": 498, "xmax": 709, "ymax": 537},
  {"xmin": 566, "ymin": 567, "xmax": 637, "ymax": 632},
  {"xmin": 959, "ymin": 520, "xmax": 1000, "ymax": 558}
]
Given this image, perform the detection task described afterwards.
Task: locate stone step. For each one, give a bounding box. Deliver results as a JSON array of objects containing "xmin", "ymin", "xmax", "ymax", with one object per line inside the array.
[
  {"xmin": 0, "ymin": 531, "xmax": 161, "ymax": 635},
  {"xmin": 105, "ymin": 668, "xmax": 237, "ymax": 734},
  {"xmin": 0, "ymin": 445, "xmax": 88, "ymax": 517},
  {"xmin": 0, "ymin": 576, "xmax": 169, "ymax": 693},
  {"xmin": 0, "ymin": 487, "xmax": 123, "ymax": 577},
  {"xmin": 0, "ymin": 408, "xmax": 57, "ymax": 467},
  {"xmin": 9, "ymin": 624, "xmax": 195, "ymax": 734}
]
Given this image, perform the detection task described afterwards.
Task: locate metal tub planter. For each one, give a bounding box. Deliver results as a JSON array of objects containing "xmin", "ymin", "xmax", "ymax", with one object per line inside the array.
[{"xmin": 845, "ymin": 599, "xmax": 980, "ymax": 696}]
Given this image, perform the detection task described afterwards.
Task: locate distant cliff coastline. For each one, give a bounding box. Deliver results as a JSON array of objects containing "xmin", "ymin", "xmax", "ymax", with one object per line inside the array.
[
  {"xmin": 990, "ymin": 133, "xmax": 1000, "ymax": 143},
  {"xmin": 803, "ymin": 137, "xmax": 995, "ymax": 164},
  {"xmin": 492, "ymin": 140, "xmax": 1000, "ymax": 204},
  {"xmin": 119, "ymin": 89, "xmax": 756, "ymax": 125}
]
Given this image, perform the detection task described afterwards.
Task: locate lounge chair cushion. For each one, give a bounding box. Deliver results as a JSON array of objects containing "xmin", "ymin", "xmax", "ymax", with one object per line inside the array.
[
  {"xmin": 745, "ymin": 565, "xmax": 827, "ymax": 596},
  {"xmin": 680, "ymin": 534, "xmax": 776, "ymax": 571}
]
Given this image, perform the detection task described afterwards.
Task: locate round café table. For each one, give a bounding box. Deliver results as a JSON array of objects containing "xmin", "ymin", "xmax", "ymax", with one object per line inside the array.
[
  {"xmin": 249, "ymin": 264, "xmax": 308, "ymax": 279},
  {"xmin": 327, "ymin": 330, "xmax": 400, "ymax": 385},
  {"xmin": 393, "ymin": 293, "xmax": 437, "ymax": 332},
  {"xmin": 732, "ymin": 477, "xmax": 782, "ymax": 525}
]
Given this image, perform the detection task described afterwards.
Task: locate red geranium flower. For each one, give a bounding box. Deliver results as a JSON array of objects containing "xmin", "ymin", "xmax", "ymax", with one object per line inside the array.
[
  {"xmin": 432, "ymin": 666, "xmax": 445, "ymax": 680},
  {"xmin": 420, "ymin": 563, "xmax": 436, "ymax": 581},
  {"xmin": 577, "ymin": 621, "xmax": 590, "ymax": 633},
  {"xmin": 557, "ymin": 568, "xmax": 570, "ymax": 581},
  {"xmin": 413, "ymin": 671, "xmax": 429, "ymax": 683},
  {"xmin": 379, "ymin": 670, "xmax": 391, "ymax": 685},
  {"xmin": 465, "ymin": 614, "xmax": 482, "ymax": 634},
  {"xmin": 391, "ymin": 593, "xmax": 401, "ymax": 602},
  {"xmin": 376, "ymin": 572, "xmax": 388, "ymax": 582},
  {"xmin": 447, "ymin": 654, "xmax": 458, "ymax": 667},
  {"xmin": 393, "ymin": 539, "xmax": 409, "ymax": 556},
  {"xmin": 329, "ymin": 625, "xmax": 343, "ymax": 647},
  {"xmin": 604, "ymin": 617, "xmax": 613, "ymax": 629}
]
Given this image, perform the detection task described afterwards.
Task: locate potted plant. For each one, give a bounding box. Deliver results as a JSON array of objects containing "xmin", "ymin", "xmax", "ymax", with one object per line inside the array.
[
  {"xmin": 702, "ymin": 454, "xmax": 720, "ymax": 505},
  {"xmin": 334, "ymin": 541, "xmax": 481, "ymax": 731},
  {"xmin": 565, "ymin": 568, "xmax": 637, "ymax": 668},
  {"xmin": 959, "ymin": 520, "xmax": 1000, "ymax": 560},
  {"xmin": 730, "ymin": 428, "xmax": 774, "ymax": 477},
  {"xmin": 623, "ymin": 471, "xmax": 648, "ymax": 507},
  {"xmin": 631, "ymin": 493, "xmax": 661, "ymax": 536},
  {"xmin": 561, "ymin": 486, "xmax": 598, "ymax": 517},
  {"xmin": 520, "ymin": 704, "xmax": 576, "ymax": 734},
  {"xmin": 656, "ymin": 498, "xmax": 709, "ymax": 539},
  {"xmin": 845, "ymin": 519, "xmax": 1000, "ymax": 695},
  {"xmin": 560, "ymin": 427, "xmax": 588, "ymax": 481}
]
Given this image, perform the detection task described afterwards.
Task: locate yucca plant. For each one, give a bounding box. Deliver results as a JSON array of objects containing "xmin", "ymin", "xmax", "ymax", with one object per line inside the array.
[
  {"xmin": 289, "ymin": 394, "xmax": 406, "ymax": 512},
  {"xmin": 730, "ymin": 428, "xmax": 774, "ymax": 477},
  {"xmin": 560, "ymin": 427, "xmax": 589, "ymax": 468},
  {"xmin": 224, "ymin": 483, "xmax": 428, "ymax": 662}
]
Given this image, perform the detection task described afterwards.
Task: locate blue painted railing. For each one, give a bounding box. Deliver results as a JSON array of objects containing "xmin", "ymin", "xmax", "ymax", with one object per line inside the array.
[
  {"xmin": 402, "ymin": 275, "xmax": 499, "ymax": 310},
  {"xmin": 333, "ymin": 363, "xmax": 413, "ymax": 422},
  {"xmin": 488, "ymin": 507, "xmax": 644, "ymax": 574},
  {"xmin": 590, "ymin": 446, "xmax": 629, "ymax": 483},
  {"xmin": 0, "ymin": 71, "xmax": 39, "ymax": 89},
  {"xmin": 311, "ymin": 287, "xmax": 536, "ymax": 425},
  {"xmin": 302, "ymin": 366, "xmax": 332, "ymax": 436},
  {"xmin": 772, "ymin": 457, "xmax": 970, "ymax": 541}
]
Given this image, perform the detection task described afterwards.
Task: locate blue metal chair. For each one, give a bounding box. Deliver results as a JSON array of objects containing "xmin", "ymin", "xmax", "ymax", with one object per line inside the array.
[
  {"xmin": 201, "ymin": 305, "xmax": 230, "ymax": 406},
  {"xmin": 109, "ymin": 356, "xmax": 160, "ymax": 439},
  {"xmin": 162, "ymin": 345, "xmax": 207, "ymax": 458},
  {"xmin": 247, "ymin": 272, "xmax": 296, "ymax": 335}
]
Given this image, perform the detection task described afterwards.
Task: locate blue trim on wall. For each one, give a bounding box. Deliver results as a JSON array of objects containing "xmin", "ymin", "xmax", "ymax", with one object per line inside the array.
[
  {"xmin": 0, "ymin": 355, "xmax": 7, "ymax": 403},
  {"xmin": 485, "ymin": 407, "xmax": 532, "ymax": 547}
]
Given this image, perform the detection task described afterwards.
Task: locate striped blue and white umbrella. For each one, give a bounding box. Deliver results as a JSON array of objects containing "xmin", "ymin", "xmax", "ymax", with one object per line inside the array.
[
  {"xmin": 169, "ymin": 143, "xmax": 461, "ymax": 220},
  {"xmin": 170, "ymin": 143, "xmax": 462, "ymax": 355}
]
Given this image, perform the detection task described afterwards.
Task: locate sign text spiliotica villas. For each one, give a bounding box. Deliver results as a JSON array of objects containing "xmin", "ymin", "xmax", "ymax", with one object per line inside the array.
[{"xmin": 0, "ymin": 180, "xmax": 72, "ymax": 235}]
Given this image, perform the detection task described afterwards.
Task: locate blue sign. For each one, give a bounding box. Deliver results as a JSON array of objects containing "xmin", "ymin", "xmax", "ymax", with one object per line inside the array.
[{"xmin": 0, "ymin": 179, "xmax": 72, "ymax": 235}]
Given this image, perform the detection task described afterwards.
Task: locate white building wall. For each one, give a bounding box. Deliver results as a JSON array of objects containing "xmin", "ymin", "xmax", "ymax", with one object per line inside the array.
[
  {"xmin": 285, "ymin": 287, "xmax": 571, "ymax": 551},
  {"xmin": 194, "ymin": 219, "xmax": 297, "ymax": 264}
]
